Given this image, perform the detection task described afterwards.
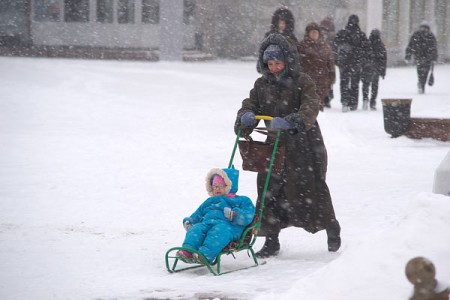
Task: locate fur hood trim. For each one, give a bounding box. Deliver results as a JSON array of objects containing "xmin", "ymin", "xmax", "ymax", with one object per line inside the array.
[
  {"xmin": 257, "ymin": 33, "xmax": 300, "ymax": 82},
  {"xmin": 270, "ymin": 7, "xmax": 296, "ymax": 35},
  {"xmin": 205, "ymin": 168, "xmax": 232, "ymax": 196}
]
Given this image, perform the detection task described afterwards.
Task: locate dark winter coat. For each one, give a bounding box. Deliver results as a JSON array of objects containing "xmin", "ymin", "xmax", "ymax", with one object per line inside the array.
[
  {"xmin": 234, "ymin": 33, "xmax": 337, "ymax": 235},
  {"xmin": 362, "ymin": 29, "xmax": 387, "ymax": 78},
  {"xmin": 334, "ymin": 15, "xmax": 370, "ymax": 69},
  {"xmin": 257, "ymin": 7, "xmax": 299, "ymax": 74},
  {"xmin": 405, "ymin": 26, "xmax": 438, "ymax": 65},
  {"xmin": 264, "ymin": 7, "xmax": 299, "ymax": 47},
  {"xmin": 298, "ymin": 22, "xmax": 336, "ymax": 110}
]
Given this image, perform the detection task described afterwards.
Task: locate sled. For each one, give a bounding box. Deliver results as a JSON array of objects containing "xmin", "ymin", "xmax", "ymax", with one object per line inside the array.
[{"xmin": 165, "ymin": 115, "xmax": 282, "ymax": 275}]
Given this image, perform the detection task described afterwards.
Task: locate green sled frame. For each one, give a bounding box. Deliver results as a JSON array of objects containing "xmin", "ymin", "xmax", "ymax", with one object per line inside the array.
[{"xmin": 165, "ymin": 126, "xmax": 281, "ymax": 275}]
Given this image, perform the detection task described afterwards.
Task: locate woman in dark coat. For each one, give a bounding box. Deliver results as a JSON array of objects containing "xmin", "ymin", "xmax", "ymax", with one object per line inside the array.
[
  {"xmin": 257, "ymin": 7, "xmax": 299, "ymax": 74},
  {"xmin": 361, "ymin": 29, "xmax": 387, "ymax": 110},
  {"xmin": 264, "ymin": 7, "xmax": 299, "ymax": 46},
  {"xmin": 405, "ymin": 20, "xmax": 438, "ymax": 94},
  {"xmin": 298, "ymin": 22, "xmax": 336, "ymax": 111},
  {"xmin": 235, "ymin": 33, "xmax": 341, "ymax": 258}
]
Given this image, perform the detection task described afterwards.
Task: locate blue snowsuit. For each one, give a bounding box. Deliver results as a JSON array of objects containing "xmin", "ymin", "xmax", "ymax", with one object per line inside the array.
[{"xmin": 182, "ymin": 167, "xmax": 255, "ymax": 263}]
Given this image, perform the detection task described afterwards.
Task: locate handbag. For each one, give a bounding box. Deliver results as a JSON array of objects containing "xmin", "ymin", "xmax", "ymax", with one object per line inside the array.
[
  {"xmin": 428, "ymin": 63, "xmax": 434, "ymax": 86},
  {"xmin": 238, "ymin": 139, "xmax": 286, "ymax": 174}
]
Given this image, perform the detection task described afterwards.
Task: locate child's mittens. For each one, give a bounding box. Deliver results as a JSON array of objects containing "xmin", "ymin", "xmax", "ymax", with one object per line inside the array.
[
  {"xmin": 183, "ymin": 221, "xmax": 191, "ymax": 231},
  {"xmin": 224, "ymin": 207, "xmax": 238, "ymax": 221}
]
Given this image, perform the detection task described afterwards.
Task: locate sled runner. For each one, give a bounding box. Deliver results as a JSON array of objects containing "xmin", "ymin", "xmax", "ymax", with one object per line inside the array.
[{"xmin": 165, "ymin": 116, "xmax": 283, "ymax": 275}]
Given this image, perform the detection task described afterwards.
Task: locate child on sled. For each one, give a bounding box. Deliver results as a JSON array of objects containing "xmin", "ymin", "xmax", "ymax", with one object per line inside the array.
[{"xmin": 177, "ymin": 167, "xmax": 255, "ymax": 264}]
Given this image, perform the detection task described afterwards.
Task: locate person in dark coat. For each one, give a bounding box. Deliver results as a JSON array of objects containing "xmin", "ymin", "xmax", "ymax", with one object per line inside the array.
[
  {"xmin": 361, "ymin": 29, "xmax": 387, "ymax": 111},
  {"xmin": 257, "ymin": 7, "xmax": 299, "ymax": 74},
  {"xmin": 334, "ymin": 14, "xmax": 370, "ymax": 112},
  {"xmin": 405, "ymin": 20, "xmax": 438, "ymax": 94},
  {"xmin": 298, "ymin": 22, "xmax": 336, "ymax": 111},
  {"xmin": 320, "ymin": 16, "xmax": 338, "ymax": 108},
  {"xmin": 264, "ymin": 7, "xmax": 299, "ymax": 47},
  {"xmin": 235, "ymin": 33, "xmax": 341, "ymax": 258}
]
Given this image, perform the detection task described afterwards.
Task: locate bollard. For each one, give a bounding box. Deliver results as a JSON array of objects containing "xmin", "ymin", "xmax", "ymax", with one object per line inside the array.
[{"xmin": 405, "ymin": 257, "xmax": 450, "ymax": 300}]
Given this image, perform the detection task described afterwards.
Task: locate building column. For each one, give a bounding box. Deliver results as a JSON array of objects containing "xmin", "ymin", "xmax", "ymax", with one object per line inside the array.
[
  {"xmin": 366, "ymin": 0, "xmax": 383, "ymax": 32},
  {"xmin": 398, "ymin": 0, "xmax": 410, "ymax": 50},
  {"xmin": 89, "ymin": 0, "xmax": 96, "ymax": 23},
  {"xmin": 443, "ymin": 0, "xmax": 450, "ymax": 61},
  {"xmin": 196, "ymin": 0, "xmax": 217, "ymax": 56},
  {"xmin": 159, "ymin": 0, "xmax": 183, "ymax": 61}
]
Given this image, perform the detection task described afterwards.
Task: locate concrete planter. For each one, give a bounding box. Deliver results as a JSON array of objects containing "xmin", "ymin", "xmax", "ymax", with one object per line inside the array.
[
  {"xmin": 406, "ymin": 118, "xmax": 450, "ymax": 142},
  {"xmin": 382, "ymin": 98, "xmax": 450, "ymax": 142},
  {"xmin": 381, "ymin": 99, "xmax": 412, "ymax": 138}
]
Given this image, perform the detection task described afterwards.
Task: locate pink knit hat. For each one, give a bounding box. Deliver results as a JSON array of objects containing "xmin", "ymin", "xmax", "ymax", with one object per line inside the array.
[{"xmin": 211, "ymin": 174, "xmax": 226, "ymax": 186}]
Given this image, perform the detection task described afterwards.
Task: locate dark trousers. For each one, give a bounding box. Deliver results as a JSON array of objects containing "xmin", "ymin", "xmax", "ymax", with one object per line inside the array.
[
  {"xmin": 417, "ymin": 62, "xmax": 431, "ymax": 91},
  {"xmin": 362, "ymin": 73, "xmax": 380, "ymax": 107},
  {"xmin": 339, "ymin": 65, "xmax": 361, "ymax": 109},
  {"xmin": 324, "ymin": 88, "xmax": 334, "ymax": 107}
]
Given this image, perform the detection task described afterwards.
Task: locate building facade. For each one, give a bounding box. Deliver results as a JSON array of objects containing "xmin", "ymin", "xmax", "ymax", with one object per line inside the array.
[{"xmin": 1, "ymin": 0, "xmax": 449, "ymax": 65}]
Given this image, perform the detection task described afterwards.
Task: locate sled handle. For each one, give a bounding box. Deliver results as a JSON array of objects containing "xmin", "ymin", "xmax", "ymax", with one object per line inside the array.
[{"xmin": 255, "ymin": 115, "xmax": 273, "ymax": 121}]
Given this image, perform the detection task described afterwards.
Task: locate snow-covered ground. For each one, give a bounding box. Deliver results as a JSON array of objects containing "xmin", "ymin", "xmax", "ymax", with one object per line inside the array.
[{"xmin": 0, "ymin": 56, "xmax": 449, "ymax": 300}]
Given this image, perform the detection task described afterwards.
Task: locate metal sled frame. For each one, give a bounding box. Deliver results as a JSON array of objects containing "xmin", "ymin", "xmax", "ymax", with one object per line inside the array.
[{"xmin": 165, "ymin": 116, "xmax": 280, "ymax": 275}]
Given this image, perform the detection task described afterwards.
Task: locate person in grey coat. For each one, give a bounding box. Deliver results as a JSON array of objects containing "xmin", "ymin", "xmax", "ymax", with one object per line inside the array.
[{"xmin": 235, "ymin": 33, "xmax": 341, "ymax": 258}]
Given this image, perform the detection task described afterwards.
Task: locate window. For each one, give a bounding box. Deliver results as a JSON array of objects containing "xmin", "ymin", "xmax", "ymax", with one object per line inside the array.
[
  {"xmin": 34, "ymin": 0, "xmax": 60, "ymax": 22},
  {"xmin": 64, "ymin": 0, "xmax": 89, "ymax": 22},
  {"xmin": 183, "ymin": 0, "xmax": 195, "ymax": 25},
  {"xmin": 118, "ymin": 0, "xmax": 135, "ymax": 24},
  {"xmin": 142, "ymin": 0, "xmax": 159, "ymax": 24},
  {"xmin": 382, "ymin": 0, "xmax": 399, "ymax": 46},
  {"xmin": 97, "ymin": 0, "xmax": 113, "ymax": 23}
]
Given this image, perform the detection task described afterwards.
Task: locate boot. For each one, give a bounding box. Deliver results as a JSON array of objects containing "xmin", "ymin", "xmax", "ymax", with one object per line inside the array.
[
  {"xmin": 342, "ymin": 105, "xmax": 349, "ymax": 113},
  {"xmin": 256, "ymin": 234, "xmax": 280, "ymax": 258},
  {"xmin": 418, "ymin": 82, "xmax": 424, "ymax": 94},
  {"xmin": 326, "ymin": 221, "xmax": 341, "ymax": 252},
  {"xmin": 362, "ymin": 100, "xmax": 369, "ymax": 111}
]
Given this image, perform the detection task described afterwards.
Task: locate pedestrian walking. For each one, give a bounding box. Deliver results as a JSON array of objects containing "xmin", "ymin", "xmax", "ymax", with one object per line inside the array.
[
  {"xmin": 235, "ymin": 33, "xmax": 341, "ymax": 258},
  {"xmin": 361, "ymin": 29, "xmax": 387, "ymax": 111},
  {"xmin": 334, "ymin": 14, "xmax": 370, "ymax": 112},
  {"xmin": 405, "ymin": 20, "xmax": 438, "ymax": 94},
  {"xmin": 298, "ymin": 22, "xmax": 336, "ymax": 111}
]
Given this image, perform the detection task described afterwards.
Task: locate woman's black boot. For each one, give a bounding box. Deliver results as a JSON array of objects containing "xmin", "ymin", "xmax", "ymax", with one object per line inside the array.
[
  {"xmin": 256, "ymin": 234, "xmax": 280, "ymax": 258},
  {"xmin": 326, "ymin": 220, "xmax": 341, "ymax": 252}
]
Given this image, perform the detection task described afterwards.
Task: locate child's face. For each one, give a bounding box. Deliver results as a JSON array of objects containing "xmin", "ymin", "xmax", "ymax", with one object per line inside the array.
[
  {"xmin": 268, "ymin": 60, "xmax": 286, "ymax": 76},
  {"xmin": 212, "ymin": 184, "xmax": 227, "ymax": 196}
]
